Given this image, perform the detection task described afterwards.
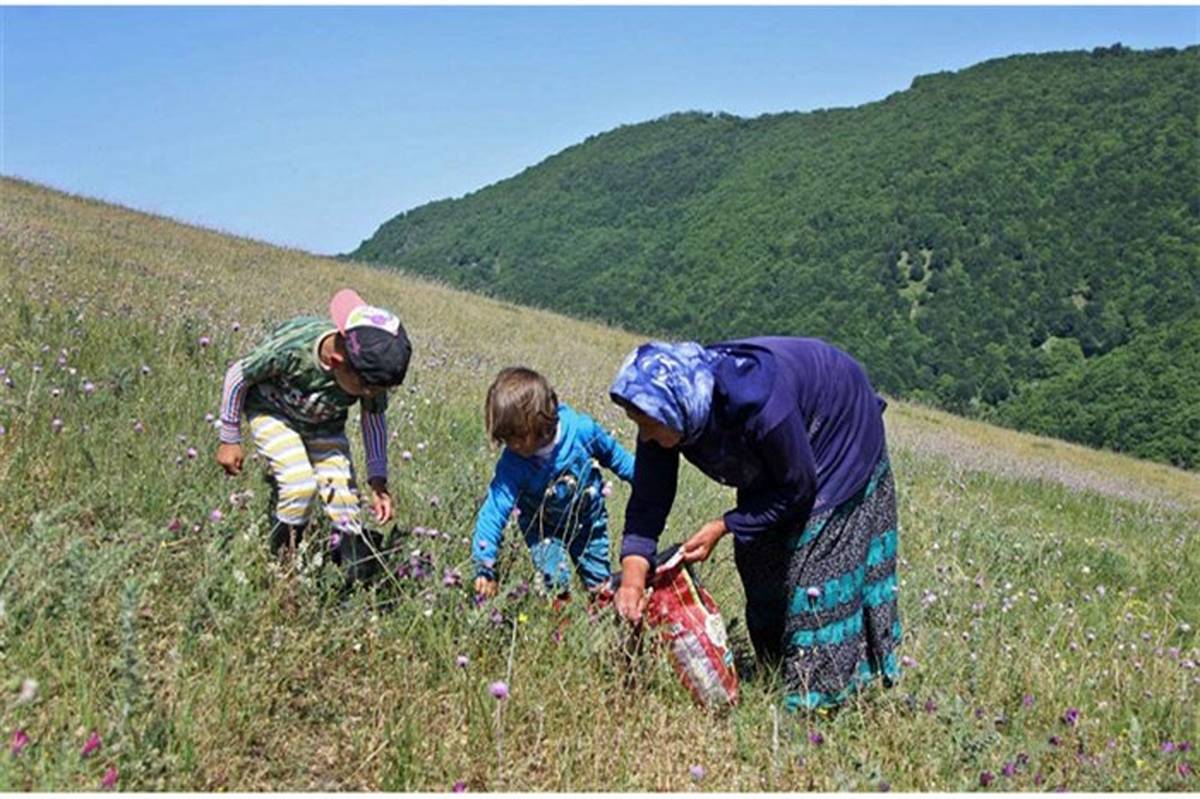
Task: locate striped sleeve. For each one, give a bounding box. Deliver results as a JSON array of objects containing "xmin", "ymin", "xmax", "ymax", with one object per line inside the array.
[
  {"xmin": 218, "ymin": 359, "xmax": 249, "ymax": 444},
  {"xmin": 362, "ymin": 407, "xmax": 388, "ymax": 481}
]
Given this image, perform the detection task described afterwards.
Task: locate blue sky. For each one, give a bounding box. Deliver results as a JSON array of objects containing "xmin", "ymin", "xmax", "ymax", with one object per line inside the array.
[{"xmin": 2, "ymin": 6, "xmax": 1196, "ymax": 254}]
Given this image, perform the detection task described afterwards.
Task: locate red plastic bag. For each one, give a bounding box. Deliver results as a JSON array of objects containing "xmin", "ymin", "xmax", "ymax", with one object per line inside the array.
[{"xmin": 643, "ymin": 547, "xmax": 739, "ymax": 708}]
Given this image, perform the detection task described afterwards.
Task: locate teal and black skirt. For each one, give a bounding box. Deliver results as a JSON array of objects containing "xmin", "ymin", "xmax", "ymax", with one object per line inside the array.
[{"xmin": 733, "ymin": 448, "xmax": 902, "ymax": 711}]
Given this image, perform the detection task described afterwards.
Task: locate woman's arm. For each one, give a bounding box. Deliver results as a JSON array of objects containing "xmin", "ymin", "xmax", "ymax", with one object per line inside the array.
[
  {"xmin": 723, "ymin": 409, "xmax": 817, "ymax": 539},
  {"xmin": 618, "ymin": 438, "xmax": 680, "ymax": 570}
]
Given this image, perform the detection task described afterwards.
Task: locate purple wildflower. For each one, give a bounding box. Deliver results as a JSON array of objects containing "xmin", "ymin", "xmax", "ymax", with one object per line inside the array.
[
  {"xmin": 689, "ymin": 764, "xmax": 706, "ymax": 781},
  {"xmin": 980, "ymin": 770, "xmax": 994, "ymax": 787},
  {"xmin": 489, "ymin": 681, "xmax": 509, "ymax": 700},
  {"xmin": 1180, "ymin": 762, "xmax": 1193, "ymax": 778},
  {"xmin": 232, "ymin": 322, "xmax": 241, "ymax": 332},
  {"xmin": 900, "ymin": 655, "xmax": 917, "ymax": 668},
  {"xmin": 451, "ymin": 780, "xmax": 467, "ymax": 792},
  {"xmin": 1062, "ymin": 707, "xmax": 1080, "ymax": 727},
  {"xmin": 101, "ymin": 766, "xmax": 119, "ymax": 790},
  {"xmin": 198, "ymin": 335, "xmax": 211, "ymax": 348},
  {"xmin": 443, "ymin": 568, "xmax": 462, "ymax": 587},
  {"xmin": 1163, "ymin": 741, "xmax": 1177, "ymax": 753},
  {"xmin": 81, "ymin": 731, "xmax": 101, "ymax": 758},
  {"xmin": 186, "ymin": 447, "xmax": 198, "ymax": 460},
  {"xmin": 808, "ymin": 730, "xmax": 824, "ymax": 746},
  {"xmin": 329, "ymin": 531, "xmax": 342, "ymax": 550},
  {"xmin": 209, "ymin": 509, "xmax": 223, "ymax": 524},
  {"xmin": 1016, "ymin": 752, "xmax": 1030, "ymax": 766},
  {"xmin": 1001, "ymin": 761, "xmax": 1016, "ymax": 778},
  {"xmin": 429, "ymin": 495, "xmax": 440, "ymax": 507},
  {"xmin": 82, "ymin": 381, "xmax": 96, "ymax": 395},
  {"xmin": 924, "ymin": 698, "xmax": 938, "ymax": 714},
  {"xmin": 1023, "ymin": 693, "xmax": 1035, "ymax": 708},
  {"xmin": 167, "ymin": 518, "xmax": 182, "ymax": 533},
  {"xmin": 10, "ymin": 728, "xmax": 30, "ymax": 756},
  {"xmin": 1181, "ymin": 742, "xmax": 1194, "ymax": 753},
  {"xmin": 1034, "ymin": 772, "xmax": 1045, "ymax": 786},
  {"xmin": 1049, "ymin": 736, "xmax": 1062, "ymax": 747},
  {"xmin": 455, "ymin": 654, "xmax": 469, "ymax": 669},
  {"xmin": 489, "ymin": 608, "xmax": 504, "ymax": 626},
  {"xmin": 878, "ymin": 781, "xmax": 891, "ymax": 792},
  {"xmin": 133, "ymin": 420, "xmax": 144, "ymax": 433}
]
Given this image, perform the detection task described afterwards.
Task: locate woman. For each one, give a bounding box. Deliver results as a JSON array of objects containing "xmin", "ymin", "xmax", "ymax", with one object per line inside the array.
[{"xmin": 609, "ymin": 337, "xmax": 901, "ymax": 711}]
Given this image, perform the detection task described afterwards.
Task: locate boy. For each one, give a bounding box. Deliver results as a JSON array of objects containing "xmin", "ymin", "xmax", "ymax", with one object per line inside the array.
[
  {"xmin": 215, "ymin": 288, "xmax": 411, "ymax": 557},
  {"xmin": 473, "ymin": 367, "xmax": 635, "ymax": 601}
]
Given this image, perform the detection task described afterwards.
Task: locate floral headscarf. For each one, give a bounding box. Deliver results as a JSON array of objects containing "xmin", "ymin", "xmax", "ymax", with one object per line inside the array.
[{"xmin": 609, "ymin": 341, "xmax": 721, "ymax": 445}]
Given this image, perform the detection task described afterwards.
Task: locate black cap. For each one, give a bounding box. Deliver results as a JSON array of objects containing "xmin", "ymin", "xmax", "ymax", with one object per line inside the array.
[{"xmin": 344, "ymin": 324, "xmax": 412, "ymax": 387}]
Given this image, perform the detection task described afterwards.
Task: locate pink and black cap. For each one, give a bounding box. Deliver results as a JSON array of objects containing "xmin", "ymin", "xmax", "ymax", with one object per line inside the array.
[{"xmin": 329, "ymin": 288, "xmax": 412, "ymax": 387}]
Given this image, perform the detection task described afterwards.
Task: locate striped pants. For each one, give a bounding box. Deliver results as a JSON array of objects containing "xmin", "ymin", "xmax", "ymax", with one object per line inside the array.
[
  {"xmin": 735, "ymin": 447, "xmax": 902, "ymax": 711},
  {"xmin": 248, "ymin": 413, "xmax": 362, "ymax": 535}
]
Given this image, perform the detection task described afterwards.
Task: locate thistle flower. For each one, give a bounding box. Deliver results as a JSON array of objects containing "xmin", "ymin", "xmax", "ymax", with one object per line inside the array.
[
  {"xmin": 10, "ymin": 728, "xmax": 30, "ymax": 756},
  {"xmin": 455, "ymin": 654, "xmax": 469, "ymax": 669},
  {"xmin": 167, "ymin": 518, "xmax": 182, "ymax": 533},
  {"xmin": 401, "ymin": 450, "xmax": 413, "ymax": 461},
  {"xmin": 451, "ymin": 781, "xmax": 467, "ymax": 792},
  {"xmin": 329, "ymin": 531, "xmax": 342, "ymax": 550},
  {"xmin": 1023, "ymin": 693, "xmax": 1035, "ymax": 708},
  {"xmin": 900, "ymin": 655, "xmax": 917, "ymax": 668},
  {"xmin": 808, "ymin": 730, "xmax": 824, "ymax": 746},
  {"xmin": 82, "ymin": 381, "xmax": 95, "ymax": 395},
  {"xmin": 209, "ymin": 509, "xmax": 223, "ymax": 523},
  {"xmin": 186, "ymin": 447, "xmax": 198, "ymax": 459},
  {"xmin": 17, "ymin": 678, "xmax": 38, "ymax": 705},
  {"xmin": 1049, "ymin": 736, "xmax": 1062, "ymax": 747},
  {"xmin": 81, "ymin": 731, "xmax": 101, "ymax": 758},
  {"xmin": 101, "ymin": 766, "xmax": 119, "ymax": 790},
  {"xmin": 489, "ymin": 681, "xmax": 509, "ymax": 700},
  {"xmin": 443, "ymin": 568, "xmax": 462, "ymax": 587},
  {"xmin": 1180, "ymin": 762, "xmax": 1194, "ymax": 778},
  {"xmin": 133, "ymin": 420, "xmax": 145, "ymax": 433},
  {"xmin": 198, "ymin": 335, "xmax": 211, "ymax": 348},
  {"xmin": 979, "ymin": 770, "xmax": 994, "ymax": 787},
  {"xmin": 689, "ymin": 764, "xmax": 706, "ymax": 780},
  {"xmin": 1001, "ymin": 761, "xmax": 1016, "ymax": 778},
  {"xmin": 1062, "ymin": 707, "xmax": 1080, "ymax": 727},
  {"xmin": 806, "ymin": 586, "xmax": 821, "ymax": 599},
  {"xmin": 141, "ymin": 364, "xmax": 151, "ymax": 376},
  {"xmin": 1162, "ymin": 741, "xmax": 1177, "ymax": 753},
  {"xmin": 51, "ymin": 417, "xmax": 64, "ymax": 433},
  {"xmin": 923, "ymin": 698, "xmax": 938, "ymax": 714},
  {"xmin": 231, "ymin": 322, "xmax": 241, "ymax": 332}
]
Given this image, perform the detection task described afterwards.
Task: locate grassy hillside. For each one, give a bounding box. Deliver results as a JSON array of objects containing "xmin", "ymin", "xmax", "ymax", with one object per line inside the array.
[
  {"xmin": 350, "ymin": 45, "xmax": 1200, "ymax": 469},
  {"xmin": 1, "ymin": 177, "xmax": 1197, "ymax": 790}
]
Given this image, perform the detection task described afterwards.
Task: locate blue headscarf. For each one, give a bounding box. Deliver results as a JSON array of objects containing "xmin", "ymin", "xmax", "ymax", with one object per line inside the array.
[{"xmin": 609, "ymin": 341, "xmax": 721, "ymax": 445}]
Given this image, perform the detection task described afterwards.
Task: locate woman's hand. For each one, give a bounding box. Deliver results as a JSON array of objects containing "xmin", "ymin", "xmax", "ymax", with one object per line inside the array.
[
  {"xmin": 615, "ymin": 555, "xmax": 651, "ymax": 623},
  {"xmin": 681, "ymin": 518, "xmax": 728, "ymax": 563},
  {"xmin": 368, "ymin": 478, "xmax": 393, "ymax": 524},
  {"xmin": 474, "ymin": 576, "xmax": 498, "ymax": 598},
  {"xmin": 216, "ymin": 442, "xmax": 244, "ymax": 476}
]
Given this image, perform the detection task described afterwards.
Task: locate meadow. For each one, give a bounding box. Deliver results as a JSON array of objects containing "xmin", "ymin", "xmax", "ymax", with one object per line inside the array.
[{"xmin": 0, "ymin": 177, "xmax": 1196, "ymax": 791}]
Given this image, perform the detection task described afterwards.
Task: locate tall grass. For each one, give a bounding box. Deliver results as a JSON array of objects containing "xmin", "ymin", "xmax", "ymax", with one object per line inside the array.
[{"xmin": 1, "ymin": 177, "xmax": 1197, "ymax": 790}]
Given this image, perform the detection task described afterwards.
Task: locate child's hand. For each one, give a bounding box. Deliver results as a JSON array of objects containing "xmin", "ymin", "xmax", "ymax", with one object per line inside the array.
[
  {"xmin": 368, "ymin": 478, "xmax": 393, "ymax": 524},
  {"xmin": 474, "ymin": 576, "xmax": 498, "ymax": 598},
  {"xmin": 216, "ymin": 443, "xmax": 244, "ymax": 476}
]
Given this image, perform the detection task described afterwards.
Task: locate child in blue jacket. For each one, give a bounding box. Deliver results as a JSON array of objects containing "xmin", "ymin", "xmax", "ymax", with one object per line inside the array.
[{"xmin": 472, "ymin": 367, "xmax": 635, "ymax": 600}]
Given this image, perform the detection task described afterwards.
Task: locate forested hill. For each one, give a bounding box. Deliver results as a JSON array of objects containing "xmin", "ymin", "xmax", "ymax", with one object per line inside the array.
[{"xmin": 348, "ymin": 45, "xmax": 1200, "ymax": 469}]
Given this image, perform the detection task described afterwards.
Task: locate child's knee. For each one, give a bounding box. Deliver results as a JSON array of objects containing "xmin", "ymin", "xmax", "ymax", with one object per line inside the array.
[{"xmin": 277, "ymin": 473, "xmax": 319, "ymax": 515}]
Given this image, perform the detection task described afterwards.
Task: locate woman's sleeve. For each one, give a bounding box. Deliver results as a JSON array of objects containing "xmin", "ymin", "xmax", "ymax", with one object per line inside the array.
[
  {"xmin": 619, "ymin": 439, "xmax": 679, "ymax": 569},
  {"xmin": 723, "ymin": 409, "xmax": 817, "ymax": 540}
]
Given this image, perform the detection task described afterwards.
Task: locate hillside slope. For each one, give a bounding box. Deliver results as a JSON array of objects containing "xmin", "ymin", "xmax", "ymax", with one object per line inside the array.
[
  {"xmin": 350, "ymin": 45, "xmax": 1200, "ymax": 468},
  {"xmin": 1, "ymin": 178, "xmax": 1197, "ymax": 791}
]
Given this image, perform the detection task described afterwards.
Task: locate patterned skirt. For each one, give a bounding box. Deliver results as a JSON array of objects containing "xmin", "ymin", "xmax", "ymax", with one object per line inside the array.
[{"xmin": 733, "ymin": 447, "xmax": 902, "ymax": 711}]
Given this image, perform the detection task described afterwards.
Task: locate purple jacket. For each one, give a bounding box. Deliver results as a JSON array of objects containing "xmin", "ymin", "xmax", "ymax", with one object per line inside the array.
[{"xmin": 620, "ymin": 336, "xmax": 887, "ymax": 567}]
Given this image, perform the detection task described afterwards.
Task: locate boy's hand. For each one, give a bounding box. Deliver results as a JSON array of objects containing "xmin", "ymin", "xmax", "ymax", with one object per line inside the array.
[
  {"xmin": 615, "ymin": 555, "xmax": 651, "ymax": 623},
  {"xmin": 681, "ymin": 518, "xmax": 728, "ymax": 563},
  {"xmin": 368, "ymin": 478, "xmax": 393, "ymax": 524},
  {"xmin": 216, "ymin": 442, "xmax": 244, "ymax": 476},
  {"xmin": 474, "ymin": 576, "xmax": 498, "ymax": 598}
]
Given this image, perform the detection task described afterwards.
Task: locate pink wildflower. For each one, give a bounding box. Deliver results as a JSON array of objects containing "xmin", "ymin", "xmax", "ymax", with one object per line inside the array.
[
  {"xmin": 186, "ymin": 447, "xmax": 198, "ymax": 459},
  {"xmin": 602, "ymin": 481, "xmax": 613, "ymax": 498},
  {"xmin": 456, "ymin": 654, "xmax": 469, "ymax": 668},
  {"xmin": 82, "ymin": 381, "xmax": 96, "ymax": 395},
  {"xmin": 10, "ymin": 728, "xmax": 30, "ymax": 756},
  {"xmin": 452, "ymin": 780, "xmax": 467, "ymax": 792},
  {"xmin": 101, "ymin": 765, "xmax": 119, "ymax": 789},
  {"xmin": 81, "ymin": 731, "xmax": 101, "ymax": 758},
  {"xmin": 208, "ymin": 509, "xmax": 223, "ymax": 524},
  {"xmin": 51, "ymin": 417, "xmax": 64, "ymax": 433},
  {"xmin": 489, "ymin": 681, "xmax": 509, "ymax": 700},
  {"xmin": 198, "ymin": 336, "xmax": 211, "ymax": 348},
  {"xmin": 689, "ymin": 764, "xmax": 706, "ymax": 780}
]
